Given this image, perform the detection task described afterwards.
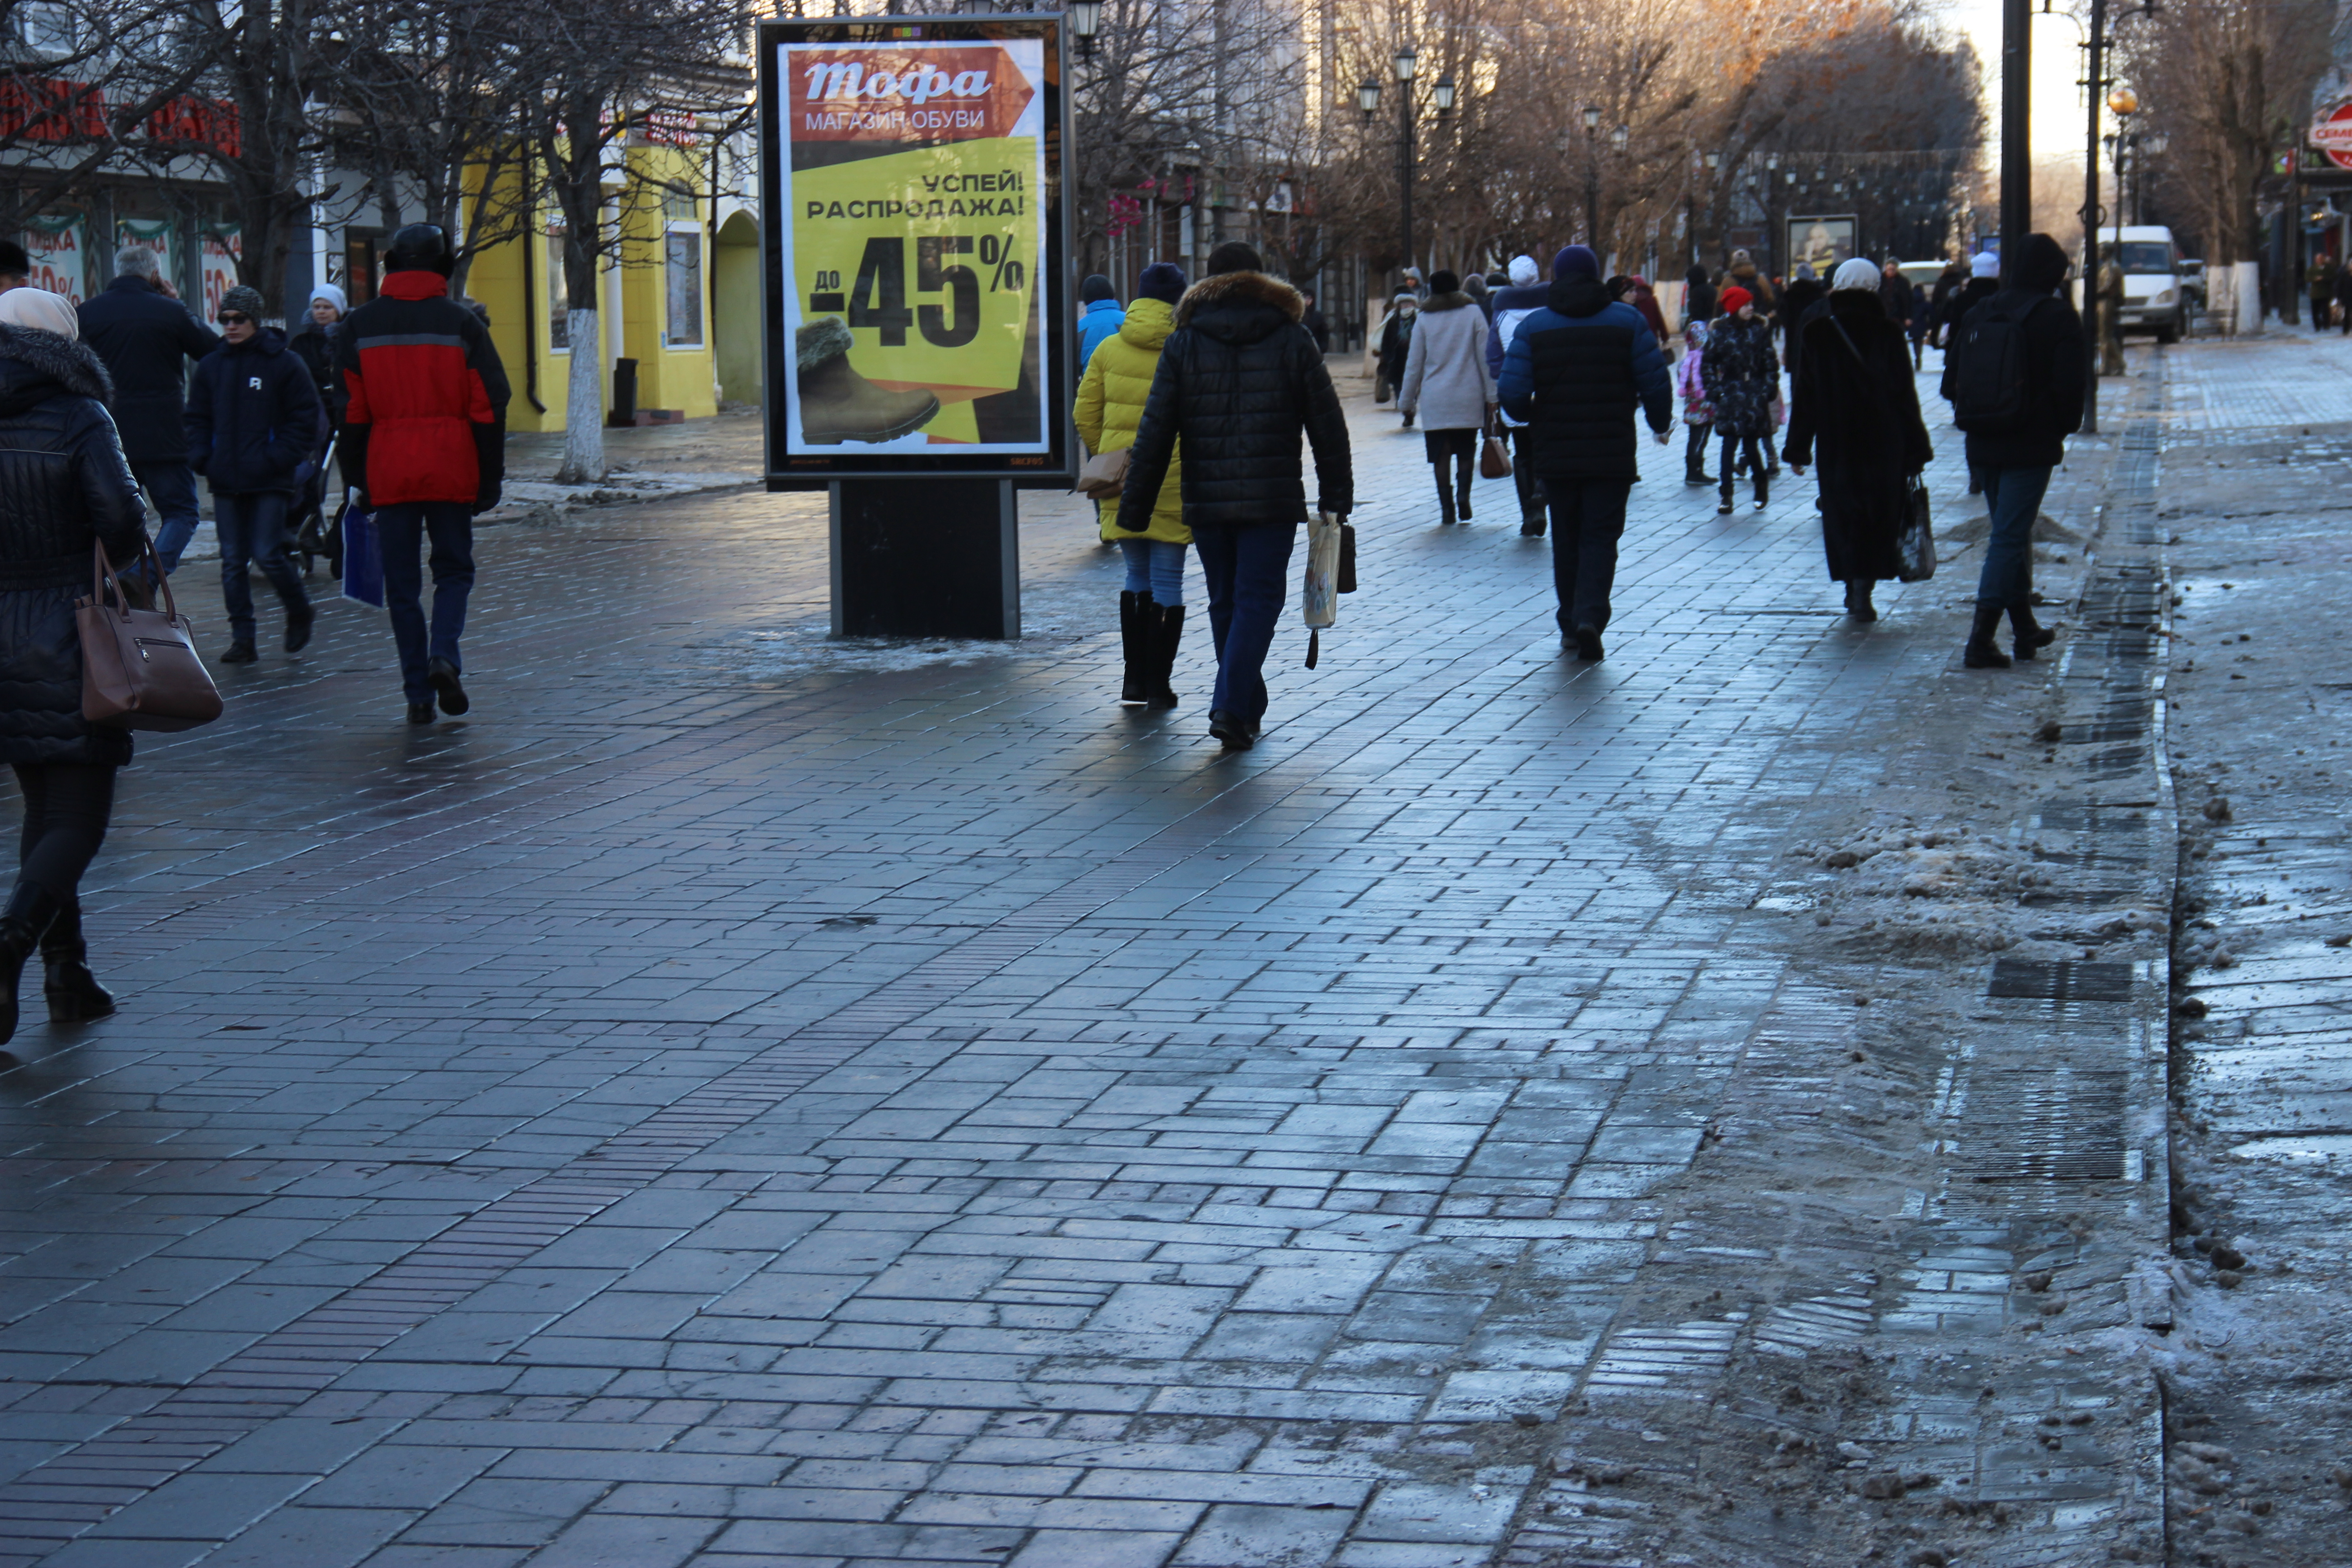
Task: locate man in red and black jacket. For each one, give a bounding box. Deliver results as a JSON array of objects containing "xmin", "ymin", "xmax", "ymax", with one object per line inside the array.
[{"xmin": 336, "ymin": 224, "xmax": 511, "ymax": 724}]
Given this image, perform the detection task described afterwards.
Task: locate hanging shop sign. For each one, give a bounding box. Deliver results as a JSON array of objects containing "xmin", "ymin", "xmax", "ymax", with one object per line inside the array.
[
  {"xmin": 2312, "ymin": 100, "xmax": 2352, "ymax": 173},
  {"xmin": 759, "ymin": 13, "xmax": 1072, "ymax": 485},
  {"xmin": 21, "ymin": 214, "xmax": 86, "ymax": 304},
  {"xmin": 198, "ymin": 226, "xmax": 242, "ymax": 327}
]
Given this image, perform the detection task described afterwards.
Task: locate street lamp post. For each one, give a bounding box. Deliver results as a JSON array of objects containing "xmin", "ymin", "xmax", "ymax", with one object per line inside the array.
[
  {"xmin": 1360, "ymin": 47, "xmax": 1440, "ymax": 292},
  {"xmin": 1582, "ymin": 105, "xmax": 1601, "ymax": 245},
  {"xmin": 1068, "ymin": 0, "xmax": 1100, "ymax": 58}
]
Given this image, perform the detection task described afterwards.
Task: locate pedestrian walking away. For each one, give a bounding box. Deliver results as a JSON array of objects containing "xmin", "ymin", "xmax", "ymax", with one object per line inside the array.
[
  {"xmin": 1461, "ymin": 272, "xmax": 1492, "ymax": 324},
  {"xmin": 2096, "ymin": 245, "xmax": 2127, "ymax": 377},
  {"xmin": 1784, "ymin": 257, "xmax": 1933, "ymax": 622},
  {"xmin": 1682, "ymin": 262, "xmax": 1717, "ymax": 330},
  {"xmin": 1939, "ymin": 251, "xmax": 2001, "ymax": 347},
  {"xmin": 1675, "ymin": 318, "xmax": 1716, "ymax": 486},
  {"xmin": 1117, "ymin": 242, "xmax": 1352, "ymax": 752},
  {"xmin": 1398, "ymin": 269, "xmax": 1496, "ymax": 528},
  {"xmin": 1939, "ymin": 232, "xmax": 2085, "ymax": 668},
  {"xmin": 1486, "ymin": 255, "xmax": 1553, "ymax": 534},
  {"xmin": 288, "ymin": 284, "xmax": 351, "ymax": 556},
  {"xmin": 1497, "ymin": 243, "xmax": 1673, "ymax": 662},
  {"xmin": 1877, "ymin": 257, "xmax": 1914, "ymax": 346},
  {"xmin": 1778, "ymin": 264, "xmax": 1827, "ymax": 384},
  {"xmin": 1614, "ymin": 274, "xmax": 1670, "ymax": 346},
  {"xmin": 1076, "ymin": 274, "xmax": 1123, "ymax": 371},
  {"xmin": 2308, "ymin": 255, "xmax": 2336, "ymax": 333},
  {"xmin": 1376, "ymin": 292, "xmax": 1417, "ymax": 425},
  {"xmin": 335, "ymin": 223, "xmax": 512, "ymax": 724},
  {"xmin": 73, "ymin": 245, "xmax": 219, "ymax": 580},
  {"xmin": 1928, "ymin": 254, "xmax": 1968, "ymax": 347},
  {"xmin": 1907, "ymin": 279, "xmax": 1932, "ymax": 369},
  {"xmin": 1075, "ymin": 261, "xmax": 1190, "ymax": 711},
  {"xmin": 1701, "ymin": 285, "xmax": 1778, "ymax": 514},
  {"xmin": 1300, "ymin": 291, "xmax": 1330, "ymax": 353},
  {"xmin": 184, "ymin": 285, "xmax": 321, "ymax": 664},
  {"xmin": 0, "ymin": 290, "xmax": 152, "ymax": 1062}
]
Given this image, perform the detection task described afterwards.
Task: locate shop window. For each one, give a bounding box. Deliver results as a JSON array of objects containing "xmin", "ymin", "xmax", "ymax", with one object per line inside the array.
[{"xmin": 663, "ymin": 226, "xmax": 703, "ymax": 348}]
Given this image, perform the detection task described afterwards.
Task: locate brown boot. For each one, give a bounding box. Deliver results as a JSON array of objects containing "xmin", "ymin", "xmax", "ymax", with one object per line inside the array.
[{"xmin": 796, "ymin": 319, "xmax": 939, "ymax": 445}]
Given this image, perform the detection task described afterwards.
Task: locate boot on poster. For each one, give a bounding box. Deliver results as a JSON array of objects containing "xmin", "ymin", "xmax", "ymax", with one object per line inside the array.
[{"xmin": 796, "ymin": 319, "xmax": 939, "ymax": 445}]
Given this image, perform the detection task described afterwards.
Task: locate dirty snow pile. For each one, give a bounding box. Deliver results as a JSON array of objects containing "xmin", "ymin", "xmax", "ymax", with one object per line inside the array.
[{"xmin": 1793, "ymin": 820, "xmax": 2069, "ymax": 956}]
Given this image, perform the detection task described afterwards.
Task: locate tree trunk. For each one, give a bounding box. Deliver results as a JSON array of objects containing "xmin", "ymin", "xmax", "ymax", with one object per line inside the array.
[{"xmin": 559, "ymin": 305, "xmax": 605, "ymax": 484}]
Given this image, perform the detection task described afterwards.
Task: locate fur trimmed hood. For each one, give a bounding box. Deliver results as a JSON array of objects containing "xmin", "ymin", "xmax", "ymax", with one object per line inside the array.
[
  {"xmin": 0, "ymin": 323, "xmax": 113, "ymax": 413},
  {"xmin": 1174, "ymin": 270, "xmax": 1304, "ymax": 333},
  {"xmin": 1419, "ymin": 290, "xmax": 1473, "ymax": 313}
]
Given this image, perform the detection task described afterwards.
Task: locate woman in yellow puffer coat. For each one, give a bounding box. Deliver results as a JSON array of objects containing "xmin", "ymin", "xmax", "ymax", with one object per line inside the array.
[{"xmin": 1074, "ymin": 263, "xmax": 1188, "ymax": 709}]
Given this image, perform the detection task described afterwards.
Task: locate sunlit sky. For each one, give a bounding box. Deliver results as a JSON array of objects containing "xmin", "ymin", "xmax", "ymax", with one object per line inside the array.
[{"xmin": 1942, "ymin": 0, "xmax": 2102, "ymax": 163}]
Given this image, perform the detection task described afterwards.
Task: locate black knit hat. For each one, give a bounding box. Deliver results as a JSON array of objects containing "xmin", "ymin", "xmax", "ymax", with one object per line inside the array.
[{"xmin": 1137, "ymin": 263, "xmax": 1187, "ymax": 304}]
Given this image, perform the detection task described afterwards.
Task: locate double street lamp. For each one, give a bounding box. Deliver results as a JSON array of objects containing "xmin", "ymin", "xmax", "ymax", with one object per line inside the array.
[
  {"xmin": 1562, "ymin": 108, "xmax": 1628, "ymax": 250},
  {"xmin": 1359, "ymin": 45, "xmax": 1452, "ymax": 287}
]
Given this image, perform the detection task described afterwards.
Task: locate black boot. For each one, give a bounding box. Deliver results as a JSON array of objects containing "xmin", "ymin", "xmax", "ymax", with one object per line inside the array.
[
  {"xmin": 2010, "ymin": 602, "xmax": 2058, "ymax": 662},
  {"xmin": 0, "ymin": 884, "xmax": 62, "ymax": 1049},
  {"xmin": 1843, "ymin": 581, "xmax": 1877, "ymax": 622},
  {"xmin": 1455, "ymin": 458, "xmax": 1474, "ymax": 522},
  {"xmin": 1434, "ymin": 468, "xmax": 1456, "ymax": 526},
  {"xmin": 1208, "ymin": 710, "xmax": 1254, "ymax": 750},
  {"xmin": 40, "ymin": 896, "xmax": 112, "ymax": 1025},
  {"xmin": 1118, "ymin": 590, "xmax": 1152, "ymax": 707},
  {"xmin": 1964, "ymin": 603, "xmax": 2013, "ymax": 668},
  {"xmin": 1145, "ymin": 603, "xmax": 1184, "ymax": 710}
]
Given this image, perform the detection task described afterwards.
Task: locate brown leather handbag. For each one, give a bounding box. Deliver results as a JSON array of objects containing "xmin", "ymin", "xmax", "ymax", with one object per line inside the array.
[
  {"xmin": 1074, "ymin": 445, "xmax": 1131, "ymax": 499},
  {"xmin": 1479, "ymin": 412, "xmax": 1513, "ymax": 480},
  {"xmin": 76, "ymin": 539, "xmax": 223, "ymax": 732}
]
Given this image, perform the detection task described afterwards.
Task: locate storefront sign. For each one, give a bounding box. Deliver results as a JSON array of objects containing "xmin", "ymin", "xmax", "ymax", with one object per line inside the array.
[
  {"xmin": 2312, "ymin": 100, "xmax": 2352, "ymax": 173},
  {"xmin": 199, "ymin": 226, "xmax": 242, "ymax": 327},
  {"xmin": 759, "ymin": 15, "xmax": 1071, "ymax": 484},
  {"xmin": 20, "ymin": 214, "xmax": 85, "ymax": 304}
]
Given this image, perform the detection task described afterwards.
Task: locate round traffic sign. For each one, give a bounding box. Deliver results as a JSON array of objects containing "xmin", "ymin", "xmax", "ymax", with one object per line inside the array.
[{"xmin": 2313, "ymin": 99, "xmax": 2352, "ymax": 172}]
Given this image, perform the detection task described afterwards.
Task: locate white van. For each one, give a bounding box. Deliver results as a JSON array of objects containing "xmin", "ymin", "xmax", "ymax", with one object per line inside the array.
[{"xmin": 2097, "ymin": 225, "xmax": 2189, "ymax": 343}]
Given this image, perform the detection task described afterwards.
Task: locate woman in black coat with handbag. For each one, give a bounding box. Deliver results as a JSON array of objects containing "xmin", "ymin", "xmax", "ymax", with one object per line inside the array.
[
  {"xmin": 0, "ymin": 291, "xmax": 152, "ymax": 1061},
  {"xmin": 1784, "ymin": 257, "xmax": 1932, "ymax": 622}
]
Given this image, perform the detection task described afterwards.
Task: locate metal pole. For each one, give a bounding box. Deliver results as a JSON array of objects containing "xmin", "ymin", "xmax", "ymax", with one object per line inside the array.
[
  {"xmin": 1587, "ymin": 156, "xmax": 1598, "ymax": 246},
  {"xmin": 2001, "ymin": 0, "xmax": 2031, "ymax": 265},
  {"xmin": 2081, "ymin": 0, "xmax": 2104, "ymax": 433},
  {"xmin": 1400, "ymin": 94, "xmax": 1414, "ymax": 286}
]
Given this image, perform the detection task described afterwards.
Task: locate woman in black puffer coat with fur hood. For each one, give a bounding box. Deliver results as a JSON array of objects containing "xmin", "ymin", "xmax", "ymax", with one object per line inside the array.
[{"xmin": 0, "ymin": 291, "xmax": 151, "ymax": 1061}]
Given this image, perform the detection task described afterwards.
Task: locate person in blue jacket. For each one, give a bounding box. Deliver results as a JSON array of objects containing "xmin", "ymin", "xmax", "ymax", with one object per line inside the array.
[
  {"xmin": 1498, "ymin": 244, "xmax": 1673, "ymax": 663},
  {"xmin": 184, "ymin": 285, "xmax": 320, "ymax": 665},
  {"xmin": 1076, "ymin": 275, "xmax": 1124, "ymax": 371}
]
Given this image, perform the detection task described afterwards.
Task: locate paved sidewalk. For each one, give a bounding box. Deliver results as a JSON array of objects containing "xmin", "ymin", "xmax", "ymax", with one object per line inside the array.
[{"xmin": 0, "ymin": 351, "xmax": 2180, "ymax": 1567}]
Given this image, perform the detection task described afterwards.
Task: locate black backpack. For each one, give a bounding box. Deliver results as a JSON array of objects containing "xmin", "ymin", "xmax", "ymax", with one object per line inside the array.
[{"xmin": 1950, "ymin": 293, "xmax": 2053, "ymax": 434}]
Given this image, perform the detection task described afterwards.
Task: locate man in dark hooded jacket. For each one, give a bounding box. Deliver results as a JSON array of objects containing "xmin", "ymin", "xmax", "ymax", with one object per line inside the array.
[
  {"xmin": 1940, "ymin": 232, "xmax": 2084, "ymax": 669},
  {"xmin": 74, "ymin": 245, "xmax": 219, "ymax": 578},
  {"xmin": 1119, "ymin": 242, "xmax": 1352, "ymax": 752},
  {"xmin": 1498, "ymin": 244, "xmax": 1673, "ymax": 662}
]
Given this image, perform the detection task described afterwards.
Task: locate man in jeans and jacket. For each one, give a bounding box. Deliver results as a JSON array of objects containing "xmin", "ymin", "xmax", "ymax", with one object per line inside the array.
[
  {"xmin": 74, "ymin": 246, "xmax": 219, "ymax": 578},
  {"xmin": 1940, "ymin": 232, "xmax": 2084, "ymax": 668},
  {"xmin": 1498, "ymin": 244, "xmax": 1673, "ymax": 662},
  {"xmin": 336, "ymin": 224, "xmax": 510, "ymax": 724},
  {"xmin": 1118, "ymin": 241, "xmax": 1352, "ymax": 752}
]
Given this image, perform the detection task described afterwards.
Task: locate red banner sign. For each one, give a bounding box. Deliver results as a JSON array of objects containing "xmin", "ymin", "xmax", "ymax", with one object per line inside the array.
[{"xmin": 787, "ymin": 47, "xmax": 1033, "ymax": 144}]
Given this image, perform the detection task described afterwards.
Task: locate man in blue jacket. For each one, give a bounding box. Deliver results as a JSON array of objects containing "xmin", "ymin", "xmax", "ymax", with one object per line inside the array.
[
  {"xmin": 75, "ymin": 246, "xmax": 219, "ymax": 578},
  {"xmin": 1076, "ymin": 274, "xmax": 1123, "ymax": 371},
  {"xmin": 1499, "ymin": 244, "xmax": 1673, "ymax": 662}
]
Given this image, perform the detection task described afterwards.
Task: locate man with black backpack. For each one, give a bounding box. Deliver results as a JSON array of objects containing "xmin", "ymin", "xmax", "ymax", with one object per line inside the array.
[{"xmin": 1939, "ymin": 233, "xmax": 2084, "ymax": 669}]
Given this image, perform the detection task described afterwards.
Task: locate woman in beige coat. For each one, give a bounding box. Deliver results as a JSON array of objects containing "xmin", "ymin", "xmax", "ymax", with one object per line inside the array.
[{"xmin": 1398, "ymin": 269, "xmax": 1497, "ymax": 525}]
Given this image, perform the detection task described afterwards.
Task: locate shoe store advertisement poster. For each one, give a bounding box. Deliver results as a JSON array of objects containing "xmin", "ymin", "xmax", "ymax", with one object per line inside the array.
[{"xmin": 761, "ymin": 18, "xmax": 1070, "ymax": 482}]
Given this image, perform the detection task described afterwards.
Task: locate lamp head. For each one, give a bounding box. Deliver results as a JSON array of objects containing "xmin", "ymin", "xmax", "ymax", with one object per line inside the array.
[
  {"xmin": 1582, "ymin": 105, "xmax": 1600, "ymax": 134},
  {"xmin": 1358, "ymin": 79, "xmax": 1380, "ymax": 117},
  {"xmin": 1433, "ymin": 75, "xmax": 1455, "ymax": 114},
  {"xmin": 1393, "ymin": 44, "xmax": 1416, "ymax": 83}
]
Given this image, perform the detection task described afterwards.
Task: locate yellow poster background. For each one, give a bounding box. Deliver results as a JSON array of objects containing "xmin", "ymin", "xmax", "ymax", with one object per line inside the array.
[{"xmin": 792, "ymin": 137, "xmax": 1039, "ymax": 417}]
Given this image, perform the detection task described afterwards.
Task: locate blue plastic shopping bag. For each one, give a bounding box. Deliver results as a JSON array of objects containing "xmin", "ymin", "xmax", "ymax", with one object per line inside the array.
[{"xmin": 340, "ymin": 499, "xmax": 384, "ymax": 608}]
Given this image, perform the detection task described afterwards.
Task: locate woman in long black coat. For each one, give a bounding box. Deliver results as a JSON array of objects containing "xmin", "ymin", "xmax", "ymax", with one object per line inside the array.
[
  {"xmin": 0, "ymin": 292, "xmax": 151, "ymax": 1060},
  {"xmin": 1784, "ymin": 259, "xmax": 1932, "ymax": 622}
]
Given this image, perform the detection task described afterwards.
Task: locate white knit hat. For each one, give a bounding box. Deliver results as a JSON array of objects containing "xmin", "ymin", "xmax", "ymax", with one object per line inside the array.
[{"xmin": 0, "ymin": 287, "xmax": 78, "ymax": 339}]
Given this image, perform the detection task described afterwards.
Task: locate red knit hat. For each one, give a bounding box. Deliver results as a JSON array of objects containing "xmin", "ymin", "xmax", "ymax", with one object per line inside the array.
[{"xmin": 1719, "ymin": 284, "xmax": 1753, "ymax": 317}]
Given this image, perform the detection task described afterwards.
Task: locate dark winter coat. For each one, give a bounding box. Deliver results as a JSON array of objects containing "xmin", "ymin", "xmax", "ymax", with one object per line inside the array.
[
  {"xmin": 1699, "ymin": 314, "xmax": 1779, "ymax": 440},
  {"xmin": 1118, "ymin": 270, "xmax": 1353, "ymax": 529},
  {"xmin": 336, "ymin": 270, "xmax": 511, "ymax": 511},
  {"xmin": 1928, "ymin": 264, "xmax": 1967, "ymax": 328},
  {"xmin": 1301, "ymin": 303, "xmax": 1329, "ymax": 353},
  {"xmin": 1936, "ymin": 234, "xmax": 2085, "ymax": 470},
  {"xmin": 1496, "ymin": 277, "xmax": 1674, "ymax": 480},
  {"xmin": 185, "ymin": 329, "xmax": 326, "ymax": 498},
  {"xmin": 73, "ymin": 275, "xmax": 219, "ymax": 464},
  {"xmin": 1683, "ymin": 265, "xmax": 1717, "ymax": 327},
  {"xmin": 0, "ymin": 326, "xmax": 150, "ymax": 767},
  {"xmin": 1719, "ymin": 260, "xmax": 1776, "ymax": 318},
  {"xmin": 1377, "ymin": 305, "xmax": 1416, "ymax": 388},
  {"xmin": 288, "ymin": 322, "xmax": 347, "ymax": 426},
  {"xmin": 1784, "ymin": 292, "xmax": 1932, "ymax": 583},
  {"xmin": 1938, "ymin": 277, "xmax": 1998, "ymax": 337},
  {"xmin": 1877, "ymin": 272, "xmax": 1913, "ymax": 328},
  {"xmin": 1777, "ymin": 278, "xmax": 1825, "ymax": 369}
]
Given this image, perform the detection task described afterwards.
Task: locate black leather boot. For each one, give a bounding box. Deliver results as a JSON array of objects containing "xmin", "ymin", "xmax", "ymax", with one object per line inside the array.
[
  {"xmin": 0, "ymin": 885, "xmax": 62, "ymax": 1048},
  {"xmin": 2010, "ymin": 602, "xmax": 2058, "ymax": 662},
  {"xmin": 1118, "ymin": 590, "xmax": 1151, "ymax": 707},
  {"xmin": 1964, "ymin": 603, "xmax": 2013, "ymax": 668},
  {"xmin": 41, "ymin": 896, "xmax": 113, "ymax": 1025},
  {"xmin": 1455, "ymin": 459, "xmax": 1474, "ymax": 522},
  {"xmin": 1435, "ymin": 468, "xmax": 1456, "ymax": 526},
  {"xmin": 1843, "ymin": 580, "xmax": 1878, "ymax": 622},
  {"xmin": 1145, "ymin": 603, "xmax": 1185, "ymax": 710}
]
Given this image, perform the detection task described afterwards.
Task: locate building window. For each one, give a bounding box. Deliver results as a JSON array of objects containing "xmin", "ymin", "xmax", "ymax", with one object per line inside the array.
[
  {"xmin": 547, "ymin": 228, "xmax": 569, "ymax": 353},
  {"xmin": 663, "ymin": 225, "xmax": 702, "ymax": 348}
]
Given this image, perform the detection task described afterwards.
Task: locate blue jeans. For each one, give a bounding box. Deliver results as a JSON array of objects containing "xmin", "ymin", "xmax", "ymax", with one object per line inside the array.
[
  {"xmin": 1191, "ymin": 522, "xmax": 1295, "ymax": 722},
  {"xmin": 377, "ymin": 503, "xmax": 475, "ymax": 702},
  {"xmin": 1974, "ymin": 464, "xmax": 2053, "ymax": 609},
  {"xmin": 1119, "ymin": 538, "xmax": 1187, "ymax": 606},
  {"xmin": 128, "ymin": 460, "xmax": 201, "ymax": 574},
  {"xmin": 211, "ymin": 490, "xmax": 310, "ymax": 640}
]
